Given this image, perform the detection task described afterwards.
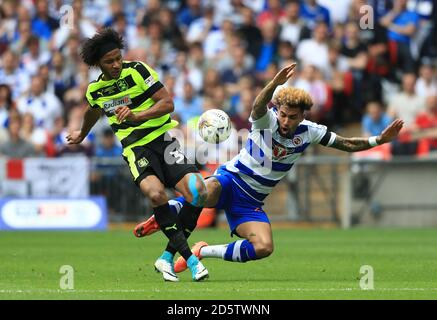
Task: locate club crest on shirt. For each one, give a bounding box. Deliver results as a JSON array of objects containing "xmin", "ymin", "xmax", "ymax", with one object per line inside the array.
[
  {"xmin": 137, "ymin": 157, "xmax": 149, "ymax": 168},
  {"xmin": 116, "ymin": 79, "xmax": 129, "ymax": 91}
]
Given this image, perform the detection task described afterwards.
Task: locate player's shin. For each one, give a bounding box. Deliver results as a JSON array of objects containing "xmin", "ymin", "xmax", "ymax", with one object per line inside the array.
[
  {"xmin": 165, "ymin": 199, "xmax": 203, "ymax": 255},
  {"xmin": 153, "ymin": 203, "xmax": 193, "ymax": 261}
]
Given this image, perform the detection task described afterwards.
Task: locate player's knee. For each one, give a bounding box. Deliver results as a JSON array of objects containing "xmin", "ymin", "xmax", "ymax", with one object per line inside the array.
[
  {"xmin": 148, "ymin": 190, "xmax": 168, "ymax": 206},
  {"xmin": 254, "ymin": 241, "xmax": 274, "ymax": 259},
  {"xmin": 187, "ymin": 174, "xmax": 207, "ymax": 207}
]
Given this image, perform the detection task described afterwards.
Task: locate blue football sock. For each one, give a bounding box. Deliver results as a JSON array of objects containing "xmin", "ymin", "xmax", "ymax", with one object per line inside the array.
[{"xmin": 223, "ymin": 240, "xmax": 258, "ymax": 262}]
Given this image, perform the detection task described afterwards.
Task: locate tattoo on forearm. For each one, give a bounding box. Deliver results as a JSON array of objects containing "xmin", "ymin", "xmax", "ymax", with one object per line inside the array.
[
  {"xmin": 331, "ymin": 136, "xmax": 373, "ymax": 152},
  {"xmin": 248, "ymin": 233, "xmax": 257, "ymax": 237},
  {"xmin": 252, "ymin": 81, "xmax": 276, "ymax": 119}
]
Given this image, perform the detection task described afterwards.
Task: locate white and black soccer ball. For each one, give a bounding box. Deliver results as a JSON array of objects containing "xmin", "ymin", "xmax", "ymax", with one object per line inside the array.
[{"xmin": 198, "ymin": 109, "xmax": 232, "ymax": 144}]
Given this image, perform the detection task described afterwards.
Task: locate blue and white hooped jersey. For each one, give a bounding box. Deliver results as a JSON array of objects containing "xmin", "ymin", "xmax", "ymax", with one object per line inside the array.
[{"xmin": 222, "ymin": 107, "xmax": 336, "ymax": 203}]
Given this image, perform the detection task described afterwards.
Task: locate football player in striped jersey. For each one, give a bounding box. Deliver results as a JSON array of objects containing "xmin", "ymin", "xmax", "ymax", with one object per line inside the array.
[{"xmin": 67, "ymin": 28, "xmax": 209, "ymax": 282}]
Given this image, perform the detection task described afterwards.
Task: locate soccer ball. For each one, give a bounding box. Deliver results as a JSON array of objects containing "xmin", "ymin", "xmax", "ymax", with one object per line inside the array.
[{"xmin": 198, "ymin": 109, "xmax": 232, "ymax": 143}]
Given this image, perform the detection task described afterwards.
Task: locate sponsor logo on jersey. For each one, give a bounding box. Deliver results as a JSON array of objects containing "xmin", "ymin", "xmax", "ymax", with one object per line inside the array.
[
  {"xmin": 272, "ymin": 140, "xmax": 295, "ymax": 160},
  {"xmin": 102, "ymin": 95, "xmax": 132, "ymax": 114}
]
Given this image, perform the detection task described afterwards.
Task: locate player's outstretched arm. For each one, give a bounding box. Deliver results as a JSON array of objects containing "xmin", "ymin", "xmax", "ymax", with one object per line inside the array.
[
  {"xmin": 330, "ymin": 119, "xmax": 404, "ymax": 152},
  {"xmin": 66, "ymin": 107, "xmax": 102, "ymax": 144},
  {"xmin": 251, "ymin": 62, "xmax": 297, "ymax": 120}
]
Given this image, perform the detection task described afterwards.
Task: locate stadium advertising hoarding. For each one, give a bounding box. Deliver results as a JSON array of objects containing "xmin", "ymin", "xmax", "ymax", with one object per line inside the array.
[
  {"xmin": 0, "ymin": 197, "xmax": 107, "ymax": 230},
  {"xmin": 1, "ymin": 157, "xmax": 89, "ymax": 198}
]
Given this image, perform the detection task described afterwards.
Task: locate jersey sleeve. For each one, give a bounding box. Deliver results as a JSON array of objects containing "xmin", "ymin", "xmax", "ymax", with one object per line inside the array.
[
  {"xmin": 132, "ymin": 61, "xmax": 164, "ymax": 95},
  {"xmin": 85, "ymin": 86, "xmax": 100, "ymax": 109},
  {"xmin": 249, "ymin": 108, "xmax": 277, "ymax": 130},
  {"xmin": 306, "ymin": 121, "xmax": 336, "ymax": 146}
]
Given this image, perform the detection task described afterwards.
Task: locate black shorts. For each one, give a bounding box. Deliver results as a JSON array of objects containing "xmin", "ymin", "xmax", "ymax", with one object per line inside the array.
[{"xmin": 122, "ymin": 133, "xmax": 199, "ymax": 188}]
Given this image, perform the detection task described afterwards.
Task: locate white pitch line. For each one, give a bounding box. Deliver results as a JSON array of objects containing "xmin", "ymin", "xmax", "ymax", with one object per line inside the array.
[{"xmin": 1, "ymin": 288, "xmax": 437, "ymax": 294}]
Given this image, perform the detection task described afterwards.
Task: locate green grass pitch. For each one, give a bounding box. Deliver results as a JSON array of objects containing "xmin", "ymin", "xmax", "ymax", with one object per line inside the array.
[{"xmin": 1, "ymin": 228, "xmax": 437, "ymax": 299}]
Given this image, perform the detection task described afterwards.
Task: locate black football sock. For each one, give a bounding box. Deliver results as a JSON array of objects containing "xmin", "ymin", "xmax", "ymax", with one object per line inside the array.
[
  {"xmin": 153, "ymin": 203, "xmax": 192, "ymax": 261},
  {"xmin": 165, "ymin": 202, "xmax": 203, "ymax": 256}
]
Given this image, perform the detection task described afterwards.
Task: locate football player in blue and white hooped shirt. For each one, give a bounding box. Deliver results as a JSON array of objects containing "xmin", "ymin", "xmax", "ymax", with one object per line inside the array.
[{"xmin": 134, "ymin": 63, "xmax": 404, "ymax": 273}]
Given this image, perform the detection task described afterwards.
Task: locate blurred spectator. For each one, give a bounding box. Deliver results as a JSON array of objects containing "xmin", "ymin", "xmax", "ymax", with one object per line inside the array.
[
  {"xmin": 103, "ymin": 0, "xmax": 124, "ymax": 27},
  {"xmin": 46, "ymin": 51, "xmax": 76, "ymax": 103},
  {"xmin": 276, "ymin": 41, "xmax": 296, "ymax": 67},
  {"xmin": 202, "ymin": 68, "xmax": 221, "ymax": 98},
  {"xmin": 20, "ymin": 112, "xmax": 48, "ymax": 156},
  {"xmin": 230, "ymin": 88, "xmax": 254, "ymax": 131},
  {"xmin": 10, "ymin": 19, "xmax": 33, "ymax": 55},
  {"xmin": 0, "ymin": 0, "xmax": 19, "ymax": 53},
  {"xmin": 255, "ymin": 19, "xmax": 279, "ymax": 74},
  {"xmin": 0, "ymin": 84, "xmax": 15, "ymax": 128},
  {"xmin": 379, "ymin": 0, "xmax": 419, "ymax": 73},
  {"xmin": 186, "ymin": 5, "xmax": 216, "ymax": 45},
  {"xmin": 414, "ymin": 95, "xmax": 437, "ymax": 152},
  {"xmin": 415, "ymin": 60, "xmax": 437, "ymax": 97},
  {"xmin": 294, "ymin": 64, "xmax": 330, "ymax": 123},
  {"xmin": 279, "ymin": 0, "xmax": 311, "ymax": 47},
  {"xmin": 408, "ymin": 0, "xmax": 434, "ymax": 59},
  {"xmin": 388, "ymin": 73, "xmax": 425, "ymax": 127},
  {"xmin": 256, "ymin": 0, "xmax": 286, "ymax": 27},
  {"xmin": 0, "ymin": 111, "xmax": 36, "ymax": 158},
  {"xmin": 341, "ymin": 21, "xmax": 369, "ymax": 114},
  {"xmin": 221, "ymin": 45, "xmax": 254, "ymax": 96},
  {"xmin": 174, "ymin": 81, "xmax": 203, "ymax": 124},
  {"xmin": 203, "ymin": 18, "xmax": 235, "ymax": 62},
  {"xmin": 177, "ymin": 0, "xmax": 203, "ymax": 30},
  {"xmin": 31, "ymin": 0, "xmax": 59, "ymax": 41},
  {"xmin": 236, "ymin": 6, "xmax": 263, "ymax": 60},
  {"xmin": 362, "ymin": 101, "xmax": 393, "ymax": 137},
  {"xmin": 95, "ymin": 128, "xmax": 122, "ymax": 158},
  {"xmin": 20, "ymin": 35, "xmax": 51, "ymax": 76},
  {"xmin": 210, "ymin": 84, "xmax": 233, "ymax": 115},
  {"xmin": 300, "ymin": 0, "xmax": 331, "ymax": 30},
  {"xmin": 0, "ymin": 49, "xmax": 31, "ymax": 99},
  {"xmin": 158, "ymin": 7, "xmax": 186, "ymax": 51},
  {"xmin": 296, "ymin": 22, "xmax": 330, "ymax": 77},
  {"xmin": 111, "ymin": 12, "xmax": 138, "ymax": 51},
  {"xmin": 388, "ymin": 73, "xmax": 425, "ymax": 155},
  {"xmin": 318, "ymin": 0, "xmax": 352, "ymax": 24},
  {"xmin": 17, "ymin": 74, "xmax": 63, "ymax": 131}
]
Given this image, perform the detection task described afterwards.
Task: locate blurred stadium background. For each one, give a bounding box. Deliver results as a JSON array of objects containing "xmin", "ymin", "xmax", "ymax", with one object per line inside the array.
[{"xmin": 0, "ymin": 0, "xmax": 436, "ymax": 232}]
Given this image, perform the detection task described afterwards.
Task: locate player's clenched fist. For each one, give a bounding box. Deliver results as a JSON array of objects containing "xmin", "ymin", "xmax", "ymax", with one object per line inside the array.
[
  {"xmin": 115, "ymin": 106, "xmax": 138, "ymax": 122},
  {"xmin": 66, "ymin": 130, "xmax": 85, "ymax": 144}
]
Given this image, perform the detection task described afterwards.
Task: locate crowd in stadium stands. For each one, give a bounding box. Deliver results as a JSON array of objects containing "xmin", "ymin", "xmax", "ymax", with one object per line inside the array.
[{"xmin": 0, "ymin": 0, "xmax": 436, "ymax": 160}]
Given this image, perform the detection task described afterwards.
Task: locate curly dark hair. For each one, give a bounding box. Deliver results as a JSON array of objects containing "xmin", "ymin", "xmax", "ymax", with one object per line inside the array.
[{"xmin": 80, "ymin": 28, "xmax": 125, "ymax": 66}]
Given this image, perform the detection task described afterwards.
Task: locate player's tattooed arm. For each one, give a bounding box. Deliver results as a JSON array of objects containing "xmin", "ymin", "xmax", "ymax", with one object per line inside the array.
[
  {"xmin": 251, "ymin": 81, "xmax": 277, "ymax": 120},
  {"xmin": 251, "ymin": 63, "xmax": 297, "ymax": 120},
  {"xmin": 330, "ymin": 119, "xmax": 404, "ymax": 152},
  {"xmin": 330, "ymin": 135, "xmax": 375, "ymax": 152}
]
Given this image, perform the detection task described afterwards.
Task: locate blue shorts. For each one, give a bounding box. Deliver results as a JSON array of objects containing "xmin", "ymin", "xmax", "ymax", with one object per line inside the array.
[{"xmin": 210, "ymin": 166, "xmax": 270, "ymax": 236}]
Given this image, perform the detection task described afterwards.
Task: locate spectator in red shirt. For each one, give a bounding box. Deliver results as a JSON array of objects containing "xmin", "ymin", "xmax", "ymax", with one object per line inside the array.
[{"xmin": 415, "ymin": 95, "xmax": 437, "ymax": 151}]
